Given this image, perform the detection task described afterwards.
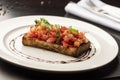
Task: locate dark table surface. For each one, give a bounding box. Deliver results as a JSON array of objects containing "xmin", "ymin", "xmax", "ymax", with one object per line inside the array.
[{"xmin": 0, "ymin": 0, "xmax": 120, "ymax": 80}]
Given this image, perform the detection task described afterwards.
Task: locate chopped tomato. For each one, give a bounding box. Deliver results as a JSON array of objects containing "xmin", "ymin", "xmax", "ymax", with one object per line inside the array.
[
  {"xmin": 62, "ymin": 41, "xmax": 69, "ymax": 48},
  {"xmin": 63, "ymin": 35, "xmax": 69, "ymax": 42},
  {"xmin": 27, "ymin": 20, "xmax": 88, "ymax": 48},
  {"xmin": 52, "ymin": 25, "xmax": 58, "ymax": 32},
  {"xmin": 60, "ymin": 26, "xmax": 68, "ymax": 33},
  {"xmin": 30, "ymin": 26, "xmax": 36, "ymax": 32},
  {"xmin": 47, "ymin": 37, "xmax": 56, "ymax": 43},
  {"xmin": 74, "ymin": 41, "xmax": 80, "ymax": 47},
  {"xmin": 41, "ymin": 34, "xmax": 48, "ymax": 41},
  {"xmin": 76, "ymin": 32, "xmax": 85, "ymax": 39},
  {"xmin": 48, "ymin": 31, "xmax": 56, "ymax": 38},
  {"xmin": 28, "ymin": 32, "xmax": 38, "ymax": 38}
]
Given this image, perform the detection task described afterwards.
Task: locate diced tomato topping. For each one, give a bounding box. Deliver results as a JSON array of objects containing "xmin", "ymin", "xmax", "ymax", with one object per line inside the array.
[
  {"xmin": 76, "ymin": 32, "xmax": 85, "ymax": 39},
  {"xmin": 28, "ymin": 23, "xmax": 88, "ymax": 48},
  {"xmin": 48, "ymin": 31, "xmax": 56, "ymax": 38},
  {"xmin": 41, "ymin": 34, "xmax": 48, "ymax": 41},
  {"xmin": 47, "ymin": 37, "xmax": 56, "ymax": 43},
  {"xmin": 74, "ymin": 41, "xmax": 80, "ymax": 47},
  {"xmin": 63, "ymin": 35, "xmax": 69, "ymax": 42},
  {"xmin": 28, "ymin": 32, "xmax": 38, "ymax": 38},
  {"xmin": 30, "ymin": 26, "xmax": 36, "ymax": 32},
  {"xmin": 52, "ymin": 25, "xmax": 58, "ymax": 32},
  {"xmin": 62, "ymin": 41, "xmax": 69, "ymax": 48},
  {"xmin": 60, "ymin": 26, "xmax": 68, "ymax": 33}
]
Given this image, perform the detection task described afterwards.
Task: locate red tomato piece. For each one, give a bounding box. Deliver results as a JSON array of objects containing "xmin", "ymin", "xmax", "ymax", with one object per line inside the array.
[
  {"xmin": 62, "ymin": 41, "xmax": 69, "ymax": 48},
  {"xmin": 60, "ymin": 26, "xmax": 68, "ymax": 33},
  {"xmin": 47, "ymin": 37, "xmax": 56, "ymax": 43}
]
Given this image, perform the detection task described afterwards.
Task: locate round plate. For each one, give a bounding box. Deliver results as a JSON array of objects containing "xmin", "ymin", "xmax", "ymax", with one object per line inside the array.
[{"xmin": 0, "ymin": 15, "xmax": 118, "ymax": 72}]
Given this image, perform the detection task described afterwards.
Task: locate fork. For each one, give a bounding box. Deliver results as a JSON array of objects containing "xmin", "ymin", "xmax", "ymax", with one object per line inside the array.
[
  {"xmin": 85, "ymin": 0, "xmax": 120, "ymax": 22},
  {"xmin": 91, "ymin": 0, "xmax": 120, "ymax": 17},
  {"xmin": 87, "ymin": 0, "xmax": 120, "ymax": 19},
  {"xmin": 86, "ymin": 0, "xmax": 105, "ymax": 13}
]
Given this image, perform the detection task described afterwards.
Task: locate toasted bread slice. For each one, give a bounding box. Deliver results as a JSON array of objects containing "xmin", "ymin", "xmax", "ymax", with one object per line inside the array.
[{"xmin": 22, "ymin": 34, "xmax": 90, "ymax": 57}]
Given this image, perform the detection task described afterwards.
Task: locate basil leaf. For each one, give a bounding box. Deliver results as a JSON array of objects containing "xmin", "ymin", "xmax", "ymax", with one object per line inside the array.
[
  {"xmin": 35, "ymin": 18, "xmax": 52, "ymax": 29},
  {"xmin": 69, "ymin": 26, "xmax": 78, "ymax": 35}
]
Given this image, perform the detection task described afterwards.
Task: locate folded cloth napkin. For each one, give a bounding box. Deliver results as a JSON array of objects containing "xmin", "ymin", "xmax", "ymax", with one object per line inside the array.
[{"xmin": 65, "ymin": 0, "xmax": 120, "ymax": 32}]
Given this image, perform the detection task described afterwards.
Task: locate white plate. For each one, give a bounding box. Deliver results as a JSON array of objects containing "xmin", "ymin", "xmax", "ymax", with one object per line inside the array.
[{"xmin": 0, "ymin": 15, "xmax": 119, "ymax": 72}]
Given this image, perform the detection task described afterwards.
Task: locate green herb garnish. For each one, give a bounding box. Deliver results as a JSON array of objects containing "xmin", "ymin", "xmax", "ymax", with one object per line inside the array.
[
  {"xmin": 69, "ymin": 26, "xmax": 79, "ymax": 35},
  {"xmin": 55, "ymin": 24, "xmax": 61, "ymax": 44},
  {"xmin": 35, "ymin": 18, "xmax": 52, "ymax": 29}
]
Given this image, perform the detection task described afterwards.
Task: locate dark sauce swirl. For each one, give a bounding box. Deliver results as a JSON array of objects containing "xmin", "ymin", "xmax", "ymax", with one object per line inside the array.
[{"xmin": 9, "ymin": 33, "xmax": 96, "ymax": 64}]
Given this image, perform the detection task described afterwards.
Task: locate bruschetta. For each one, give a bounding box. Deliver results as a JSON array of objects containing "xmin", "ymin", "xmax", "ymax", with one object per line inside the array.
[{"xmin": 22, "ymin": 18, "xmax": 90, "ymax": 57}]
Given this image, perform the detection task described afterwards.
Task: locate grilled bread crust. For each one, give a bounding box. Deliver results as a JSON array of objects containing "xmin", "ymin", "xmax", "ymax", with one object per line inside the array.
[{"xmin": 22, "ymin": 34, "xmax": 90, "ymax": 57}]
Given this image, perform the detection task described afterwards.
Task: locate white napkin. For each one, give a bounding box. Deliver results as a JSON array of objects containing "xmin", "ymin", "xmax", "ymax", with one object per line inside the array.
[{"xmin": 65, "ymin": 0, "xmax": 120, "ymax": 32}]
